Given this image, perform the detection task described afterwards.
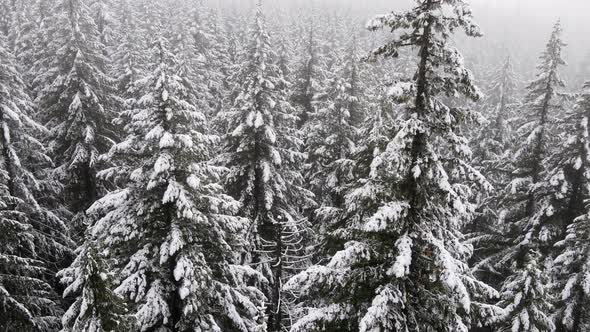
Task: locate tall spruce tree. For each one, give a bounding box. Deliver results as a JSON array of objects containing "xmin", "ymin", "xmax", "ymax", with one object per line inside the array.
[
  {"xmin": 58, "ymin": 237, "xmax": 132, "ymax": 332},
  {"xmin": 184, "ymin": 2, "xmax": 233, "ymax": 125},
  {"xmin": 35, "ymin": 0, "xmax": 117, "ymax": 221},
  {"xmin": 468, "ymin": 55, "xmax": 521, "ymax": 287},
  {"xmin": 305, "ymin": 33, "xmax": 364, "ymax": 209},
  {"xmin": 89, "ymin": 35, "xmax": 266, "ymax": 331},
  {"xmin": 312, "ymin": 64, "xmax": 399, "ymax": 264},
  {"xmin": 493, "ymin": 22, "xmax": 567, "ymax": 332},
  {"xmin": 0, "ymin": 33, "xmax": 68, "ymax": 332},
  {"xmin": 285, "ymin": 1, "xmax": 499, "ymax": 331},
  {"xmin": 18, "ymin": 0, "xmax": 54, "ymax": 96},
  {"xmin": 111, "ymin": 0, "xmax": 145, "ymax": 104},
  {"xmin": 5, "ymin": 0, "xmax": 40, "ymax": 73},
  {"xmin": 88, "ymin": 0, "xmax": 115, "ymax": 51},
  {"xmin": 472, "ymin": 55, "xmax": 520, "ymax": 173},
  {"xmin": 291, "ymin": 19, "xmax": 323, "ymax": 129},
  {"xmin": 551, "ymin": 81, "xmax": 590, "ymax": 331},
  {"xmin": 219, "ymin": 3, "xmax": 315, "ymax": 331},
  {"xmin": 0, "ymin": 0, "xmax": 15, "ymax": 37}
]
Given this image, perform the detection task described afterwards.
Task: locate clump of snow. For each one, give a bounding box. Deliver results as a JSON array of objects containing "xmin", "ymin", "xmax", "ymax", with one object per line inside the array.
[
  {"xmin": 387, "ymin": 233, "xmax": 413, "ymax": 278},
  {"xmin": 364, "ymin": 201, "xmax": 410, "ymax": 232},
  {"xmin": 386, "ymin": 81, "xmax": 414, "ymax": 99}
]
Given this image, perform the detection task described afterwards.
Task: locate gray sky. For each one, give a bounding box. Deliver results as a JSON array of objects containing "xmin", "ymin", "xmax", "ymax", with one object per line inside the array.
[
  {"xmin": 335, "ymin": 0, "xmax": 589, "ymax": 52},
  {"xmin": 469, "ymin": 0, "xmax": 590, "ymax": 82},
  {"xmin": 335, "ymin": 0, "xmax": 589, "ymax": 82},
  {"xmin": 470, "ymin": 0, "xmax": 589, "ymax": 48},
  {"xmin": 214, "ymin": 0, "xmax": 590, "ymax": 85}
]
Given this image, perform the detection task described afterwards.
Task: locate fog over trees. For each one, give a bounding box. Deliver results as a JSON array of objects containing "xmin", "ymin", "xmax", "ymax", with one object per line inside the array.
[{"xmin": 0, "ymin": 0, "xmax": 589, "ymax": 331}]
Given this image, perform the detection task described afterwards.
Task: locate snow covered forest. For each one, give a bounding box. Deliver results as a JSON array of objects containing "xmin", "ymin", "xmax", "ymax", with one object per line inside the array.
[{"xmin": 2, "ymin": 0, "xmax": 590, "ymax": 330}]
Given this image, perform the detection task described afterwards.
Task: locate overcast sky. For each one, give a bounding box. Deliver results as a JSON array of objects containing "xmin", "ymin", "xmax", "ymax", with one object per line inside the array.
[
  {"xmin": 237, "ymin": 0, "xmax": 588, "ymax": 53},
  {"xmin": 347, "ymin": 0, "xmax": 588, "ymax": 81},
  {"xmin": 329, "ymin": 0, "xmax": 589, "ymax": 52},
  {"xmin": 214, "ymin": 0, "xmax": 590, "ymax": 85},
  {"xmin": 470, "ymin": 0, "xmax": 589, "ymax": 47}
]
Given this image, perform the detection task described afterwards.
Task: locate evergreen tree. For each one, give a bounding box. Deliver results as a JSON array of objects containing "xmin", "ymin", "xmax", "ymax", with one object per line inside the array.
[
  {"xmin": 291, "ymin": 19, "xmax": 323, "ymax": 129},
  {"xmin": 551, "ymin": 81, "xmax": 590, "ymax": 331},
  {"xmin": 493, "ymin": 22, "xmax": 567, "ymax": 332},
  {"xmin": 219, "ymin": 3, "xmax": 315, "ymax": 331},
  {"xmin": 312, "ymin": 79, "xmax": 396, "ymax": 265},
  {"xmin": 16, "ymin": 0, "xmax": 54, "ymax": 96},
  {"xmin": 0, "ymin": 33, "xmax": 67, "ymax": 332},
  {"xmin": 90, "ymin": 35, "xmax": 265, "ymax": 331},
  {"xmin": 134, "ymin": 0, "xmax": 168, "ymax": 41},
  {"xmin": 35, "ymin": 0, "xmax": 117, "ymax": 221},
  {"xmin": 184, "ymin": 2, "xmax": 232, "ymax": 125},
  {"xmin": 223, "ymin": 8, "xmax": 247, "ymax": 68},
  {"xmin": 305, "ymin": 33, "xmax": 364, "ymax": 208},
  {"xmin": 285, "ymin": 1, "xmax": 499, "ymax": 331},
  {"xmin": 1, "ymin": 2, "xmax": 585, "ymax": 332},
  {"xmin": 472, "ymin": 55, "xmax": 520, "ymax": 172},
  {"xmin": 58, "ymin": 238, "xmax": 132, "ymax": 332},
  {"xmin": 111, "ymin": 0, "xmax": 143, "ymax": 103},
  {"xmin": 468, "ymin": 55, "xmax": 521, "ymax": 286},
  {"xmin": 88, "ymin": 0, "xmax": 115, "ymax": 51},
  {"xmin": 277, "ymin": 35, "xmax": 293, "ymax": 85},
  {"xmin": 0, "ymin": 0, "xmax": 14, "ymax": 37},
  {"xmin": 6, "ymin": 0, "xmax": 38, "ymax": 69}
]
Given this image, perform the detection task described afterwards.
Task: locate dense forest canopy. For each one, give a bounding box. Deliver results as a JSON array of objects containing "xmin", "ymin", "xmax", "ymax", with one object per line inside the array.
[{"xmin": 0, "ymin": 0, "xmax": 589, "ymax": 331}]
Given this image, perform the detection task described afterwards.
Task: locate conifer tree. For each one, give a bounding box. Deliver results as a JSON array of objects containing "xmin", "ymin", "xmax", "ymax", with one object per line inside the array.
[
  {"xmin": 285, "ymin": 1, "xmax": 499, "ymax": 330},
  {"xmin": 88, "ymin": 0, "xmax": 115, "ymax": 51},
  {"xmin": 219, "ymin": 3, "xmax": 315, "ymax": 331},
  {"xmin": 468, "ymin": 55, "xmax": 520, "ymax": 286},
  {"xmin": 35, "ymin": 0, "xmax": 117, "ymax": 221},
  {"xmin": 0, "ymin": 0, "xmax": 14, "ymax": 37},
  {"xmin": 472, "ymin": 56, "xmax": 520, "ymax": 172},
  {"xmin": 551, "ymin": 81, "xmax": 590, "ymax": 331},
  {"xmin": 303, "ymin": 29, "xmax": 365, "ymax": 264},
  {"xmin": 58, "ymin": 238, "xmax": 132, "ymax": 332},
  {"xmin": 168, "ymin": 1, "xmax": 219, "ymax": 124},
  {"xmin": 184, "ymin": 2, "xmax": 233, "ymax": 125},
  {"xmin": 493, "ymin": 22, "xmax": 567, "ymax": 332},
  {"xmin": 111, "ymin": 0, "xmax": 144, "ymax": 102},
  {"xmin": 0, "ymin": 33, "xmax": 67, "ymax": 332},
  {"xmin": 6, "ymin": 1, "xmax": 38, "ymax": 68},
  {"xmin": 223, "ymin": 8, "xmax": 247, "ymax": 68},
  {"xmin": 305, "ymin": 33, "xmax": 364, "ymax": 208},
  {"xmin": 312, "ymin": 85, "xmax": 396, "ymax": 265},
  {"xmin": 89, "ymin": 35, "xmax": 265, "ymax": 331},
  {"xmin": 16, "ymin": 0, "xmax": 54, "ymax": 95},
  {"xmin": 291, "ymin": 20, "xmax": 323, "ymax": 129}
]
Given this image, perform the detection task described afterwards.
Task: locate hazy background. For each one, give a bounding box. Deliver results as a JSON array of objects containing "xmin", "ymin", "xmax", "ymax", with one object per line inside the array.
[
  {"xmin": 470, "ymin": 0, "xmax": 590, "ymax": 82},
  {"xmin": 210, "ymin": 0, "xmax": 590, "ymax": 88}
]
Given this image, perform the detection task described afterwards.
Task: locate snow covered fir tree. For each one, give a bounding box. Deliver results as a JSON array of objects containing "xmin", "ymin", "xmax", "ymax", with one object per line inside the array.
[
  {"xmin": 490, "ymin": 22, "xmax": 567, "ymax": 332},
  {"xmin": 1, "ymin": 0, "xmax": 590, "ymax": 331},
  {"xmin": 0, "ymin": 31, "xmax": 69, "ymax": 332},
  {"xmin": 550, "ymin": 58, "xmax": 590, "ymax": 332},
  {"xmin": 218, "ymin": 3, "xmax": 314, "ymax": 330},
  {"xmin": 86, "ymin": 33, "xmax": 267, "ymax": 330},
  {"xmin": 286, "ymin": 0, "xmax": 501, "ymax": 330},
  {"xmin": 35, "ymin": 0, "xmax": 118, "ymax": 221}
]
